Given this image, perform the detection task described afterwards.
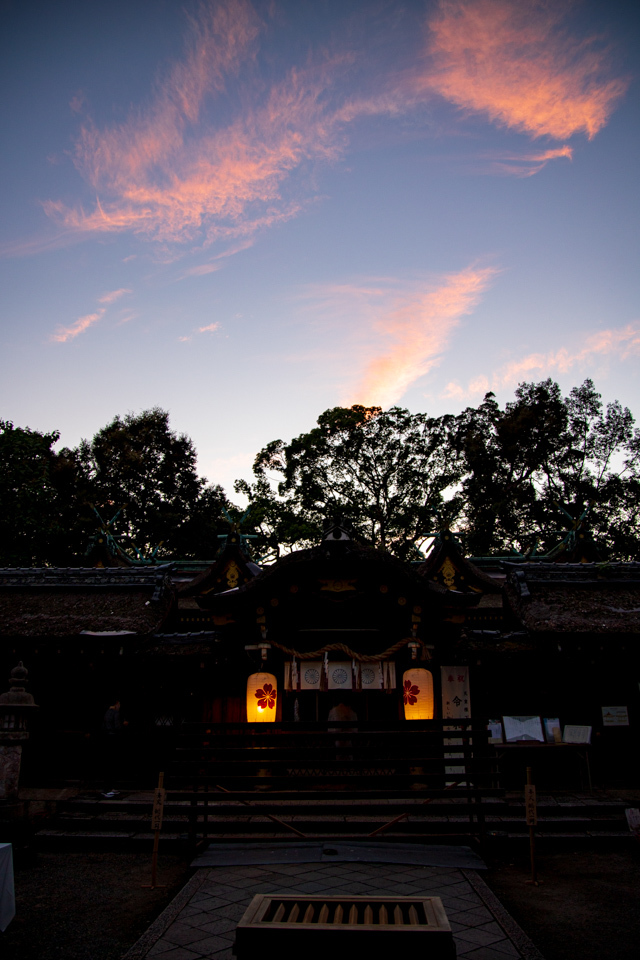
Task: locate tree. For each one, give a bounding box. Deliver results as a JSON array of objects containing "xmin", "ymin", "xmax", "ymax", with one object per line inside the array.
[
  {"xmin": 454, "ymin": 379, "xmax": 640, "ymax": 558},
  {"xmin": 72, "ymin": 408, "xmax": 228, "ymax": 558},
  {"xmin": 170, "ymin": 481, "xmax": 231, "ymax": 560},
  {"xmin": 0, "ymin": 420, "xmax": 63, "ymax": 565},
  {"xmin": 536, "ymin": 379, "xmax": 640, "ymax": 558},
  {"xmin": 453, "ymin": 380, "xmax": 569, "ymax": 555},
  {"xmin": 238, "ymin": 405, "xmax": 465, "ymax": 558}
]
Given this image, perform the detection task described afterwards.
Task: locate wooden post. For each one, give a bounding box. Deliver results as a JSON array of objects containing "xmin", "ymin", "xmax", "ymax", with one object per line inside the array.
[
  {"xmin": 142, "ymin": 772, "xmax": 167, "ymax": 888},
  {"xmin": 524, "ymin": 766, "xmax": 539, "ymax": 885}
]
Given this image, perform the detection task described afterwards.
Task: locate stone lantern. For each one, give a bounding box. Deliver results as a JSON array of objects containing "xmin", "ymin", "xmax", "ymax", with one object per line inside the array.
[{"xmin": 0, "ymin": 662, "xmax": 39, "ymax": 801}]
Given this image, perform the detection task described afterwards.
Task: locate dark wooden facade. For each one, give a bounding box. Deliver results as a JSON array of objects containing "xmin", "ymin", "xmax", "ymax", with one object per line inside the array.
[{"xmin": 1, "ymin": 525, "xmax": 640, "ymax": 786}]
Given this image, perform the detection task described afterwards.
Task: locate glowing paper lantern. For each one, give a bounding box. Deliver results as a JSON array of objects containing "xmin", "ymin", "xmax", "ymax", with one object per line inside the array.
[
  {"xmin": 246, "ymin": 672, "xmax": 278, "ymax": 722},
  {"xmin": 402, "ymin": 668, "xmax": 434, "ymax": 720}
]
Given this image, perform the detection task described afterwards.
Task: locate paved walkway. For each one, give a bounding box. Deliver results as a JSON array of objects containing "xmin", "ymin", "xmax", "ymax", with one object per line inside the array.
[{"xmin": 124, "ymin": 860, "xmax": 544, "ymax": 960}]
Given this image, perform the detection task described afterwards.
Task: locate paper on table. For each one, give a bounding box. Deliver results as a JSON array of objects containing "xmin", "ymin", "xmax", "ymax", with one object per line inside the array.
[
  {"xmin": 543, "ymin": 718, "xmax": 562, "ymax": 743},
  {"xmin": 503, "ymin": 715, "xmax": 545, "ymax": 743},
  {"xmin": 563, "ymin": 725, "xmax": 592, "ymax": 744}
]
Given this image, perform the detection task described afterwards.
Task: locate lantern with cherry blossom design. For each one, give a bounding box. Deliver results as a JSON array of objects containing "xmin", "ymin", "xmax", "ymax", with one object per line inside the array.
[
  {"xmin": 402, "ymin": 668, "xmax": 434, "ymax": 720},
  {"xmin": 246, "ymin": 672, "xmax": 278, "ymax": 722}
]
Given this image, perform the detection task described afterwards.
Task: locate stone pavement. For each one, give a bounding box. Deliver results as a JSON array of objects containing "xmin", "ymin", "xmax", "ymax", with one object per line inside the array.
[{"xmin": 123, "ymin": 860, "xmax": 545, "ymax": 960}]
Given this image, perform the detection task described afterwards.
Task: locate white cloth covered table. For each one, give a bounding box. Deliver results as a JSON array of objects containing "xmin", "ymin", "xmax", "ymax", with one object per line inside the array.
[{"xmin": 0, "ymin": 843, "xmax": 15, "ymax": 932}]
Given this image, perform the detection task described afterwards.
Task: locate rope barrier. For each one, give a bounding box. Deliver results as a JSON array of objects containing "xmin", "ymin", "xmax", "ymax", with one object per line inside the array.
[{"xmin": 266, "ymin": 636, "xmax": 429, "ymax": 662}]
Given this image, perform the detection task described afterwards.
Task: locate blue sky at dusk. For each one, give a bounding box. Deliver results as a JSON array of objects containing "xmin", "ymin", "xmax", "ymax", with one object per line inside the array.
[{"xmin": 1, "ymin": 0, "xmax": 639, "ymax": 496}]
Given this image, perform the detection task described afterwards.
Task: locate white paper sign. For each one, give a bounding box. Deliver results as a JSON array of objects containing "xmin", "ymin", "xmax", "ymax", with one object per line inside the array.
[
  {"xmin": 601, "ymin": 706, "xmax": 629, "ymax": 727},
  {"xmin": 441, "ymin": 666, "xmax": 471, "ymax": 779},
  {"xmin": 441, "ymin": 666, "xmax": 471, "ymax": 719},
  {"xmin": 327, "ymin": 662, "xmax": 353, "ymax": 690},
  {"xmin": 359, "ymin": 662, "xmax": 383, "ymax": 689},
  {"xmin": 300, "ymin": 661, "xmax": 323, "ymax": 690}
]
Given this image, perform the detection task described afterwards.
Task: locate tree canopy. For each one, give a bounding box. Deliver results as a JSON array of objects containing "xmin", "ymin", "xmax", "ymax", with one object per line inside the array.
[
  {"xmin": 240, "ymin": 379, "xmax": 640, "ymax": 560},
  {"xmin": 0, "ymin": 409, "xmax": 229, "ymax": 565},
  {"xmin": 69, "ymin": 408, "xmax": 228, "ymax": 558},
  {"xmin": 0, "ymin": 420, "xmax": 64, "ymax": 565},
  {"xmin": 2, "ymin": 379, "xmax": 639, "ymax": 566},
  {"xmin": 237, "ymin": 405, "xmax": 464, "ymax": 559},
  {"xmin": 454, "ymin": 379, "xmax": 640, "ymax": 556}
]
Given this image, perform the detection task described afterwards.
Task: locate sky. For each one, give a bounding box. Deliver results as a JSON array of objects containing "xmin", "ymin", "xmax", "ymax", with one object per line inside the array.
[{"xmin": 1, "ymin": 0, "xmax": 639, "ymax": 498}]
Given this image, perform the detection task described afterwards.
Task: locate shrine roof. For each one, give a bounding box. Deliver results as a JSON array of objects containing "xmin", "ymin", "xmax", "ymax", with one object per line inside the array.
[
  {"xmin": 504, "ymin": 562, "xmax": 640, "ymax": 634},
  {"xmin": 503, "ymin": 561, "xmax": 640, "ymax": 582},
  {"xmin": 417, "ymin": 532, "xmax": 502, "ymax": 595},
  {"xmin": 221, "ymin": 539, "xmax": 446, "ymax": 592},
  {"xmin": 193, "ymin": 539, "xmax": 479, "ymax": 627},
  {"xmin": 178, "ymin": 540, "xmax": 261, "ymax": 597},
  {"xmin": 0, "ymin": 566, "xmax": 174, "ymax": 637}
]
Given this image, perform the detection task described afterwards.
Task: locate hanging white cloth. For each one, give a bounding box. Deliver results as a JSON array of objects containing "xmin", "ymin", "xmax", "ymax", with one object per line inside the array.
[{"xmin": 0, "ymin": 843, "xmax": 15, "ymax": 932}]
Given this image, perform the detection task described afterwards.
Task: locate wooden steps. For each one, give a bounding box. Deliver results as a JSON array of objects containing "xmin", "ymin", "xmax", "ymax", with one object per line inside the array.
[{"xmin": 32, "ymin": 791, "xmax": 633, "ymax": 848}]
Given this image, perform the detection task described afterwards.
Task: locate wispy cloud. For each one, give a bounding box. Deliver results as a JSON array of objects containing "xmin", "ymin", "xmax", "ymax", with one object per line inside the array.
[
  {"xmin": 52, "ymin": 288, "xmax": 132, "ymax": 341},
  {"xmin": 181, "ymin": 262, "xmax": 224, "ymax": 278},
  {"xmin": 443, "ymin": 324, "xmax": 640, "ymax": 400},
  {"xmin": 31, "ymin": 0, "xmax": 629, "ymax": 260},
  {"xmin": 349, "ymin": 266, "xmax": 497, "ymax": 407},
  {"xmin": 0, "ymin": 230, "xmax": 89, "ymax": 259},
  {"xmin": 420, "ymin": 0, "xmax": 628, "ymax": 140},
  {"xmin": 97, "ymin": 287, "xmax": 132, "ymax": 304},
  {"xmin": 178, "ymin": 239, "xmax": 255, "ymax": 278},
  {"xmin": 482, "ymin": 145, "xmax": 573, "ymax": 177},
  {"xmin": 301, "ymin": 266, "xmax": 497, "ymax": 408},
  {"xmin": 52, "ymin": 309, "xmax": 105, "ymax": 342},
  {"xmin": 177, "ymin": 321, "xmax": 221, "ymax": 340},
  {"xmin": 43, "ymin": 0, "xmax": 347, "ymax": 249}
]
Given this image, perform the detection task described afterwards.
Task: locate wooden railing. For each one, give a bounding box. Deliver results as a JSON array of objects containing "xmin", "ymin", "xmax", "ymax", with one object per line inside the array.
[{"xmin": 165, "ymin": 720, "xmax": 501, "ymax": 844}]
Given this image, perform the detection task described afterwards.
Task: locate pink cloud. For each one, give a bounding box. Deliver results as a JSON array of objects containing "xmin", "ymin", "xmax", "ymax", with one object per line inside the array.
[
  {"xmin": 182, "ymin": 262, "xmax": 224, "ymax": 278},
  {"xmin": 443, "ymin": 324, "xmax": 640, "ymax": 400},
  {"xmin": 97, "ymin": 287, "xmax": 132, "ymax": 304},
  {"xmin": 484, "ymin": 145, "xmax": 573, "ymax": 177},
  {"xmin": 43, "ymin": 0, "xmax": 346, "ymax": 249},
  {"xmin": 32, "ymin": 0, "xmax": 628, "ymax": 260},
  {"xmin": 179, "ymin": 240, "xmax": 254, "ymax": 277},
  {"xmin": 51, "ymin": 309, "xmax": 105, "ymax": 343},
  {"xmin": 306, "ymin": 266, "xmax": 497, "ymax": 408},
  {"xmin": 421, "ymin": 0, "xmax": 628, "ymax": 140},
  {"xmin": 0, "ymin": 230, "xmax": 89, "ymax": 259},
  {"xmin": 198, "ymin": 322, "xmax": 220, "ymax": 333}
]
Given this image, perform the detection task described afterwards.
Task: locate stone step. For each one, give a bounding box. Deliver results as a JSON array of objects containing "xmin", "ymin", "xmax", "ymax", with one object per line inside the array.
[
  {"xmin": 52, "ymin": 794, "xmax": 631, "ymax": 817},
  {"xmin": 38, "ymin": 809, "xmax": 630, "ymax": 845},
  {"xmin": 30, "ymin": 788, "xmax": 634, "ymax": 849}
]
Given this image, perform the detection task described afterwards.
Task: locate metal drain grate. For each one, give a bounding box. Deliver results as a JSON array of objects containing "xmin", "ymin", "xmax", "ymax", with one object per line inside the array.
[
  {"xmin": 263, "ymin": 897, "xmax": 433, "ymax": 925},
  {"xmin": 235, "ymin": 895, "xmax": 455, "ymax": 959}
]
